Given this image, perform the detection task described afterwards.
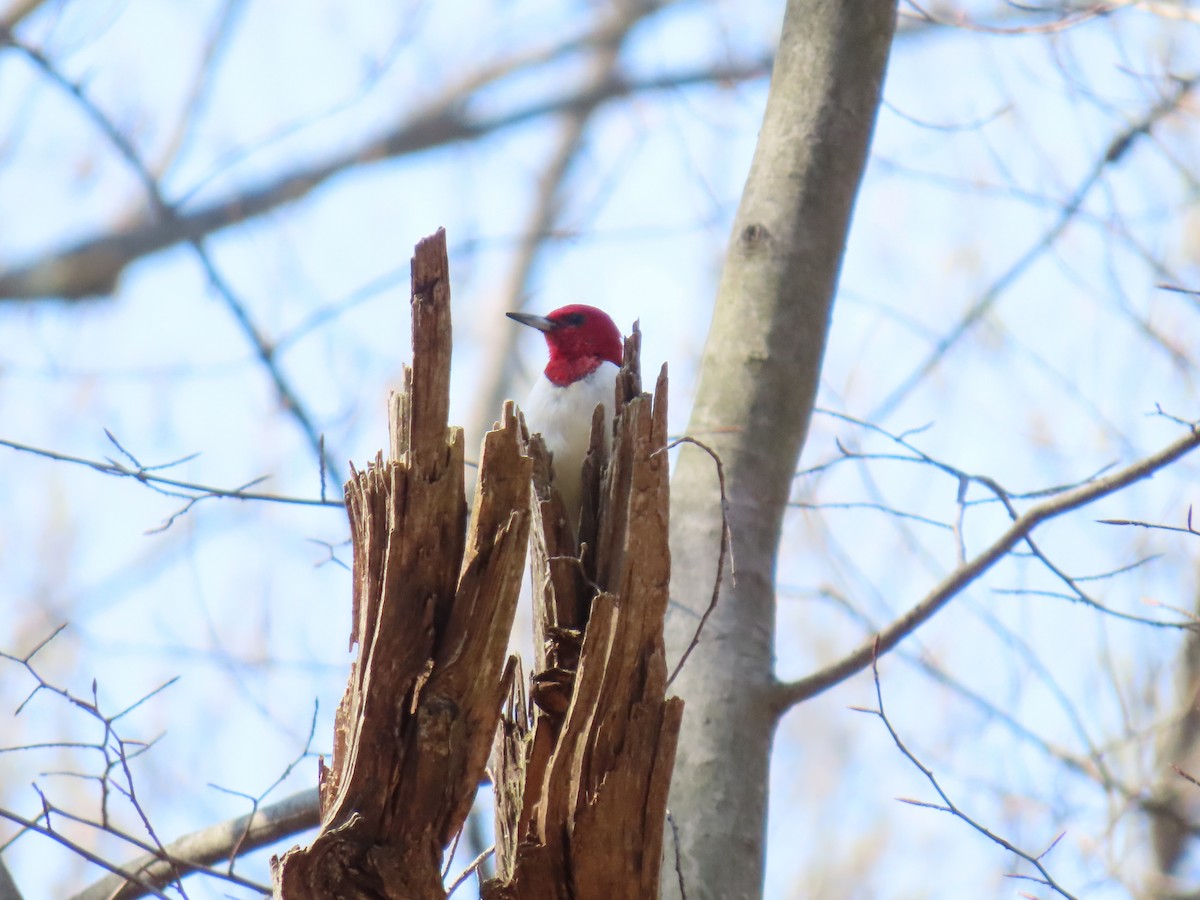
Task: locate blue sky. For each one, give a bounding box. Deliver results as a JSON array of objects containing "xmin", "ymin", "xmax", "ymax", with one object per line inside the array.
[{"xmin": 2, "ymin": 1, "xmax": 1200, "ymax": 897}]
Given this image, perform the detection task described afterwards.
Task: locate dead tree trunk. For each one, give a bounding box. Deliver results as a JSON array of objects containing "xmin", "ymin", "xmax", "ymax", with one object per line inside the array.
[
  {"xmin": 272, "ymin": 229, "xmax": 677, "ymax": 900},
  {"xmin": 485, "ymin": 333, "xmax": 679, "ymax": 900},
  {"xmin": 272, "ymin": 230, "xmax": 531, "ymax": 899}
]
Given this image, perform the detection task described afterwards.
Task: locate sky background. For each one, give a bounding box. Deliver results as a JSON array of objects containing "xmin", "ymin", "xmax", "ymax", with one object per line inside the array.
[{"xmin": 2, "ymin": 1, "xmax": 1200, "ymax": 897}]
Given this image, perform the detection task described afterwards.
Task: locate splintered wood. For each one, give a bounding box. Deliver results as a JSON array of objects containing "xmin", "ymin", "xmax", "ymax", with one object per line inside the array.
[
  {"xmin": 272, "ymin": 229, "xmax": 532, "ymax": 899},
  {"xmin": 485, "ymin": 330, "xmax": 680, "ymax": 900},
  {"xmin": 272, "ymin": 227, "xmax": 678, "ymax": 900}
]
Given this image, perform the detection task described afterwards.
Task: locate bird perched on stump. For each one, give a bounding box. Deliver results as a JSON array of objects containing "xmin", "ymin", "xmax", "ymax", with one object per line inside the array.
[{"xmin": 507, "ymin": 304, "xmax": 623, "ymax": 533}]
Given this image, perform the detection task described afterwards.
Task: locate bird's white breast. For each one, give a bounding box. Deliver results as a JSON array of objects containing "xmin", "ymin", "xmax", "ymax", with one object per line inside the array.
[{"xmin": 522, "ymin": 361, "xmax": 619, "ymax": 526}]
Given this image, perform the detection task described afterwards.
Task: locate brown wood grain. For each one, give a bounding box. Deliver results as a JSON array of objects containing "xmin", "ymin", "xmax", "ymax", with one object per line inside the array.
[
  {"xmin": 274, "ymin": 230, "xmax": 677, "ymax": 900},
  {"xmin": 485, "ymin": 327, "xmax": 679, "ymax": 900},
  {"xmin": 274, "ymin": 230, "xmax": 530, "ymax": 900}
]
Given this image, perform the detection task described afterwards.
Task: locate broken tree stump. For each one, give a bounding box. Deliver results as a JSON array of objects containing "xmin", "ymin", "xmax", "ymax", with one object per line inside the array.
[
  {"xmin": 272, "ymin": 226, "xmax": 678, "ymax": 900},
  {"xmin": 486, "ymin": 328, "xmax": 682, "ymax": 900},
  {"xmin": 272, "ymin": 229, "xmax": 532, "ymax": 900}
]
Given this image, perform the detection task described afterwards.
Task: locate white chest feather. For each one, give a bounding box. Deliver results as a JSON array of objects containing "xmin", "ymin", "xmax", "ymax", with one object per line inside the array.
[{"xmin": 522, "ymin": 362, "xmax": 619, "ymax": 524}]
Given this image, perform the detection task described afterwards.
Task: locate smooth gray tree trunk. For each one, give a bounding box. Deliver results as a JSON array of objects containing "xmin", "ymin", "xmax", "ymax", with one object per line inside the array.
[{"xmin": 662, "ymin": 2, "xmax": 896, "ymax": 897}]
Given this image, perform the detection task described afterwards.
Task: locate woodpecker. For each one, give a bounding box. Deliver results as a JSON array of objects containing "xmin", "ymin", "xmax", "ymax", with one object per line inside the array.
[{"xmin": 507, "ymin": 304, "xmax": 623, "ymax": 533}]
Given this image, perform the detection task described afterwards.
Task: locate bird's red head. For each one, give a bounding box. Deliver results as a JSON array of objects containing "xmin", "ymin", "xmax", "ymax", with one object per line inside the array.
[{"xmin": 507, "ymin": 304, "xmax": 623, "ymax": 387}]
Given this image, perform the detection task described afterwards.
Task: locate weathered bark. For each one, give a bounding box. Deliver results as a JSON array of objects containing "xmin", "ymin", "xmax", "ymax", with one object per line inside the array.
[
  {"xmin": 662, "ymin": 3, "xmax": 896, "ymax": 898},
  {"xmin": 270, "ymin": 230, "xmax": 676, "ymax": 899},
  {"xmin": 76, "ymin": 788, "xmax": 320, "ymax": 900},
  {"xmin": 272, "ymin": 230, "xmax": 532, "ymax": 899},
  {"xmin": 1146, "ymin": 575, "xmax": 1200, "ymax": 897},
  {"xmin": 484, "ymin": 329, "xmax": 681, "ymax": 900}
]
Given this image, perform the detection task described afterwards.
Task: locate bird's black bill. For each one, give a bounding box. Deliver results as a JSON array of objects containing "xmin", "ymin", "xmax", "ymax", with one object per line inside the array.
[{"xmin": 506, "ymin": 311, "xmax": 556, "ymax": 333}]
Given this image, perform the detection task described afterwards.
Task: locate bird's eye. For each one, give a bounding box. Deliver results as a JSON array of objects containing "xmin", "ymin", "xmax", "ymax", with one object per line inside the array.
[{"xmin": 563, "ymin": 312, "xmax": 585, "ymax": 327}]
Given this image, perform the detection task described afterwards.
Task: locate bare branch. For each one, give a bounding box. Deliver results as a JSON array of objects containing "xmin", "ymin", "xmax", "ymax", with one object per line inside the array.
[
  {"xmin": 0, "ymin": 808, "xmax": 173, "ymax": 900},
  {"xmin": 445, "ymin": 845, "xmax": 494, "ymax": 898},
  {"xmin": 0, "ymin": 627, "xmax": 261, "ymax": 898},
  {"xmin": 902, "ymin": 0, "xmax": 1116, "ymax": 35},
  {"xmin": 871, "ymin": 72, "xmax": 1199, "ymax": 421},
  {"xmin": 73, "ymin": 789, "xmax": 318, "ymax": 900},
  {"xmin": 0, "ymin": 0, "xmax": 48, "ymax": 30},
  {"xmin": 860, "ymin": 649, "xmax": 1079, "ymax": 899},
  {"xmin": 23, "ymin": 801, "xmax": 270, "ymax": 897},
  {"xmin": 1099, "ymin": 514, "xmax": 1200, "ymax": 537},
  {"xmin": 0, "ymin": 663, "xmax": 191, "ymax": 894},
  {"xmin": 468, "ymin": 0, "xmax": 653, "ymax": 446},
  {"xmin": 774, "ymin": 422, "xmax": 1200, "ymax": 711},
  {"xmin": 788, "ymin": 498, "xmax": 953, "ymax": 531},
  {"xmin": 811, "ymin": 586, "xmax": 1142, "ymax": 797},
  {"xmin": 0, "ymin": 436, "xmax": 342, "ymax": 513},
  {"xmin": 0, "ymin": 28, "xmax": 345, "ymax": 485},
  {"xmin": 148, "ymin": 0, "xmax": 249, "ymax": 179},
  {"xmin": 663, "ymin": 435, "xmax": 733, "ymax": 688},
  {"xmin": 0, "ymin": 45, "xmax": 769, "ymax": 303}
]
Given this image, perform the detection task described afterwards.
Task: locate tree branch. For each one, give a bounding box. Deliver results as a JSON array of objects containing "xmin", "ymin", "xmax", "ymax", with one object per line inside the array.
[
  {"xmin": 72, "ymin": 788, "xmax": 319, "ymax": 900},
  {"xmin": 774, "ymin": 422, "xmax": 1200, "ymax": 711},
  {"xmin": 468, "ymin": 0, "xmax": 649, "ymax": 457},
  {"xmin": 0, "ymin": 54, "xmax": 769, "ymax": 302},
  {"xmin": 870, "ymin": 72, "xmax": 1199, "ymax": 422},
  {"xmin": 0, "ymin": 436, "xmax": 343, "ymax": 516},
  {"xmin": 858, "ymin": 650, "xmax": 1078, "ymax": 899},
  {"xmin": 0, "ymin": 809, "xmax": 171, "ymax": 900}
]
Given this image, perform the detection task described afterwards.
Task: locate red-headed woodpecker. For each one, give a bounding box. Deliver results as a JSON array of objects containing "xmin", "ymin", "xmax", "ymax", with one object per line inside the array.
[{"xmin": 507, "ymin": 304, "xmax": 624, "ymax": 532}]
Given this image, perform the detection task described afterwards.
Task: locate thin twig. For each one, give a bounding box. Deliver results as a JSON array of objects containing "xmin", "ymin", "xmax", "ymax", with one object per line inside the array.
[
  {"xmin": 667, "ymin": 808, "xmax": 687, "ymax": 900},
  {"xmin": 0, "ymin": 436, "xmax": 341, "ymax": 511},
  {"xmin": 1098, "ymin": 515, "xmax": 1199, "ymax": 537},
  {"xmin": 788, "ymin": 498, "xmax": 952, "ymax": 531},
  {"xmin": 0, "ymin": 808, "xmax": 173, "ymax": 900},
  {"xmin": 208, "ymin": 702, "xmax": 319, "ymax": 878},
  {"xmin": 0, "ymin": 30, "xmax": 343, "ymax": 486},
  {"xmin": 858, "ymin": 646, "xmax": 1078, "ymax": 899},
  {"xmin": 870, "ymin": 73, "xmax": 1199, "ymax": 421},
  {"xmin": 0, "ymin": 39, "xmax": 769, "ymax": 303},
  {"xmin": 664, "ymin": 436, "xmax": 734, "ymax": 687},
  {"xmin": 469, "ymin": 0, "xmax": 645, "ymax": 446},
  {"xmin": 29, "ymin": 803, "xmax": 269, "ymax": 897},
  {"xmin": 445, "ymin": 845, "xmax": 495, "ymax": 897},
  {"xmin": 775, "ymin": 421, "xmax": 1200, "ymax": 710},
  {"xmin": 72, "ymin": 789, "xmax": 319, "ymax": 900},
  {"xmin": 902, "ymin": 0, "xmax": 1113, "ymax": 35}
]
